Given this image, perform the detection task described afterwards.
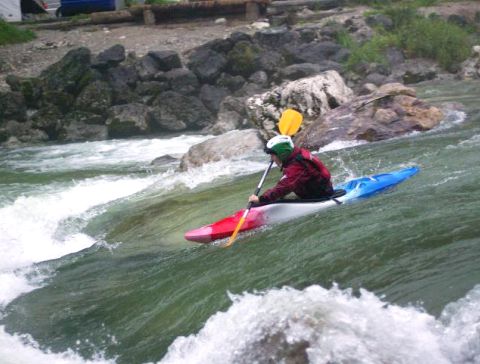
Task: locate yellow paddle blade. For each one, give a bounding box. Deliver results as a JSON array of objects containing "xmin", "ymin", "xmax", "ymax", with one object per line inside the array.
[
  {"xmin": 278, "ymin": 109, "xmax": 303, "ymax": 136},
  {"xmin": 223, "ymin": 216, "xmax": 247, "ymax": 248}
]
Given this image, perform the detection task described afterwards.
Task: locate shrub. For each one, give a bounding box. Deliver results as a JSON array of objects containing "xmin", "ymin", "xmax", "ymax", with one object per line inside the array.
[
  {"xmin": 399, "ymin": 17, "xmax": 471, "ymax": 70},
  {"xmin": 346, "ymin": 34, "xmax": 399, "ymax": 71},
  {"xmin": 0, "ymin": 19, "xmax": 36, "ymax": 46}
]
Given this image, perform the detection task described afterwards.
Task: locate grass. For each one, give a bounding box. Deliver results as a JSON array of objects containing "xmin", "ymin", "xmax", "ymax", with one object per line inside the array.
[{"xmin": 0, "ymin": 19, "xmax": 36, "ymax": 46}]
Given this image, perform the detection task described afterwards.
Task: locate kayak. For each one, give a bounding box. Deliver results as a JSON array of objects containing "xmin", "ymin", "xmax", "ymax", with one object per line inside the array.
[{"xmin": 185, "ymin": 166, "xmax": 419, "ymax": 243}]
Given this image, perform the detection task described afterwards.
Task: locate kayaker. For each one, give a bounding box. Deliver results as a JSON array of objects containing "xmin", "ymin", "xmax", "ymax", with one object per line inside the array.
[{"xmin": 249, "ymin": 135, "xmax": 333, "ymax": 204}]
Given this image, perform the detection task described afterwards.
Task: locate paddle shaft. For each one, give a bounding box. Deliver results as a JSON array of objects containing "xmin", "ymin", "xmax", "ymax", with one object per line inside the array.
[{"xmin": 224, "ymin": 160, "xmax": 274, "ymax": 247}]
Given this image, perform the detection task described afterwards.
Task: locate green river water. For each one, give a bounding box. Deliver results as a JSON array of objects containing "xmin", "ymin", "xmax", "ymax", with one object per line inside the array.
[{"xmin": 0, "ymin": 80, "xmax": 479, "ymax": 364}]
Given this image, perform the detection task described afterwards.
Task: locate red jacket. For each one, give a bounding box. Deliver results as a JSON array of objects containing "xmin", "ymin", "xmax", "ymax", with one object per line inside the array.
[{"xmin": 260, "ymin": 147, "xmax": 333, "ymax": 203}]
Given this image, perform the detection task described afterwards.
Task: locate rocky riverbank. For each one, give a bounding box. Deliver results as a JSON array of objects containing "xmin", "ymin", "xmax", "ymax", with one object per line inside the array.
[{"xmin": 1, "ymin": 2, "xmax": 479, "ymax": 161}]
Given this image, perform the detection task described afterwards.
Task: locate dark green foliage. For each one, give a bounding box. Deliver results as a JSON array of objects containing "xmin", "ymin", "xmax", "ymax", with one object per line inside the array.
[
  {"xmin": 399, "ymin": 17, "xmax": 471, "ymax": 70},
  {"xmin": 0, "ymin": 19, "xmax": 35, "ymax": 46},
  {"xmin": 346, "ymin": 34, "xmax": 399, "ymax": 71},
  {"xmin": 345, "ymin": 2, "xmax": 473, "ymax": 72}
]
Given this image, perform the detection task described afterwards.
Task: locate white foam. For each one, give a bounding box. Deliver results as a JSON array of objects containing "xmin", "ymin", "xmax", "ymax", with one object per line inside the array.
[
  {"xmin": 1, "ymin": 135, "xmax": 213, "ymax": 172},
  {"xmin": 160, "ymin": 284, "xmax": 480, "ymax": 364},
  {"xmin": 0, "ymin": 326, "xmax": 114, "ymax": 364},
  {"xmin": 318, "ymin": 140, "xmax": 367, "ymax": 153},
  {"xmin": 0, "ymin": 176, "xmax": 157, "ymax": 273}
]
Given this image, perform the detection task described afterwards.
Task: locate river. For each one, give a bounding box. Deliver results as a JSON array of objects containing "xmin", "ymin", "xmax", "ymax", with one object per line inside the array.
[{"xmin": 0, "ymin": 80, "xmax": 479, "ymax": 364}]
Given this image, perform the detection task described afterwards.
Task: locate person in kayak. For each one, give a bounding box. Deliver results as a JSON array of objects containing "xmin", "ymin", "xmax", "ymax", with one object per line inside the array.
[{"xmin": 249, "ymin": 135, "xmax": 333, "ymax": 204}]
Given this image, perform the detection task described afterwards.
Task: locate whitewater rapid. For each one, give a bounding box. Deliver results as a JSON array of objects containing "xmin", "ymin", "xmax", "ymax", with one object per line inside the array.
[{"xmin": 1, "ymin": 110, "xmax": 478, "ymax": 364}]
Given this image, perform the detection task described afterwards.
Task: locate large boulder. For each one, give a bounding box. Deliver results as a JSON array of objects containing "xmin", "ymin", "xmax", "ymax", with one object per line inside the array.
[
  {"xmin": 135, "ymin": 54, "xmax": 161, "ymax": 81},
  {"xmin": 149, "ymin": 91, "xmax": 213, "ymax": 131},
  {"xmin": 199, "ymin": 84, "xmax": 229, "ymax": 113},
  {"xmin": 253, "ymin": 27, "xmax": 300, "ymax": 49},
  {"xmin": 246, "ymin": 71, "xmax": 354, "ymax": 140},
  {"xmin": 0, "ymin": 120, "xmax": 48, "ymax": 145},
  {"xmin": 187, "ymin": 48, "xmax": 228, "ymax": 83},
  {"xmin": 287, "ymin": 41, "xmax": 344, "ymax": 65},
  {"xmin": 59, "ymin": 119, "xmax": 108, "ymax": 142},
  {"xmin": 91, "ymin": 44, "xmax": 126, "ymax": 70},
  {"xmin": 179, "ymin": 129, "xmax": 263, "ymax": 171},
  {"xmin": 148, "ymin": 50, "xmax": 182, "ymax": 71},
  {"xmin": 106, "ymin": 65, "xmax": 140, "ymax": 105},
  {"xmin": 5, "ymin": 75, "xmax": 43, "ymax": 108},
  {"xmin": 227, "ymin": 41, "xmax": 262, "ymax": 77},
  {"xmin": 40, "ymin": 47, "xmax": 93, "ymax": 96},
  {"xmin": 295, "ymin": 83, "xmax": 444, "ymax": 149},
  {"xmin": 75, "ymin": 81, "xmax": 112, "ymax": 115},
  {"xmin": 165, "ymin": 68, "xmax": 200, "ymax": 96},
  {"xmin": 30, "ymin": 106, "xmax": 65, "ymax": 139},
  {"xmin": 106, "ymin": 103, "xmax": 151, "ymax": 138},
  {"xmin": 207, "ymin": 96, "xmax": 250, "ymax": 134},
  {"xmin": 0, "ymin": 91, "xmax": 27, "ymax": 122}
]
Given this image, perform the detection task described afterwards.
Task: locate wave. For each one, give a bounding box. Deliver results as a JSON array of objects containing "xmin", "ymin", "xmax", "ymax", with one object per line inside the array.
[{"xmin": 161, "ymin": 284, "xmax": 480, "ymax": 364}]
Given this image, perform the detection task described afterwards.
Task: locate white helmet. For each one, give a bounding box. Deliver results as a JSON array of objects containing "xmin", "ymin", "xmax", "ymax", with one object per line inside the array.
[{"xmin": 265, "ymin": 135, "xmax": 294, "ymax": 150}]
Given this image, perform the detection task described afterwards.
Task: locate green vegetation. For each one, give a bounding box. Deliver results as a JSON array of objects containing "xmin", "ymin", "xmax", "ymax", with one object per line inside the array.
[
  {"xmin": 347, "ymin": 0, "xmax": 459, "ymax": 6},
  {"xmin": 340, "ymin": 4, "xmax": 473, "ymax": 72},
  {"xmin": 145, "ymin": 0, "xmax": 178, "ymax": 4},
  {"xmin": 399, "ymin": 17, "xmax": 471, "ymax": 70},
  {"xmin": 0, "ymin": 19, "xmax": 36, "ymax": 46},
  {"xmin": 346, "ymin": 34, "xmax": 399, "ymax": 70}
]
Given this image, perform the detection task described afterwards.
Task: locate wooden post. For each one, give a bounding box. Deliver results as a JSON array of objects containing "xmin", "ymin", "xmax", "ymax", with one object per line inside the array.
[
  {"xmin": 245, "ymin": 1, "xmax": 260, "ymax": 21},
  {"xmin": 143, "ymin": 8, "xmax": 156, "ymax": 25}
]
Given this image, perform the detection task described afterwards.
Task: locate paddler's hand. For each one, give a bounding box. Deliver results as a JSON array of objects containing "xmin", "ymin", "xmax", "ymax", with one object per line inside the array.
[{"xmin": 248, "ymin": 195, "xmax": 259, "ymax": 204}]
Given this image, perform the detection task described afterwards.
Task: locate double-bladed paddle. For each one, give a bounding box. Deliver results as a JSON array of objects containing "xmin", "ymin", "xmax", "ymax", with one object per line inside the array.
[{"xmin": 223, "ymin": 109, "xmax": 303, "ymax": 248}]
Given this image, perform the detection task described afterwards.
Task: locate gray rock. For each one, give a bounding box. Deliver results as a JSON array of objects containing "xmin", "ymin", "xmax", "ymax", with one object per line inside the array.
[
  {"xmin": 208, "ymin": 96, "xmax": 250, "ymax": 134},
  {"xmin": 1, "ymin": 120, "xmax": 49, "ymax": 144},
  {"xmin": 148, "ymin": 50, "xmax": 182, "ymax": 71},
  {"xmin": 0, "ymin": 92, "xmax": 27, "ymax": 122},
  {"xmin": 187, "ymin": 48, "xmax": 227, "ymax": 83},
  {"xmin": 215, "ymin": 73, "xmax": 246, "ymax": 92},
  {"xmin": 75, "ymin": 81, "xmax": 112, "ymax": 115},
  {"xmin": 257, "ymin": 50, "xmax": 287, "ymax": 75},
  {"xmin": 63, "ymin": 111, "xmax": 106, "ymax": 125},
  {"xmin": 165, "ymin": 68, "xmax": 200, "ymax": 95},
  {"xmin": 366, "ymin": 14, "xmax": 394, "ymax": 31},
  {"xmin": 288, "ymin": 41, "xmax": 342, "ymax": 64},
  {"xmin": 105, "ymin": 65, "xmax": 139, "ymax": 105},
  {"xmin": 363, "ymin": 73, "xmax": 387, "ymax": 86},
  {"xmin": 136, "ymin": 54, "xmax": 161, "ymax": 81},
  {"xmin": 151, "ymin": 154, "xmax": 179, "ymax": 167},
  {"xmin": 135, "ymin": 81, "xmax": 169, "ymax": 97},
  {"xmin": 106, "ymin": 103, "xmax": 151, "ymax": 138},
  {"xmin": 248, "ymin": 70, "xmax": 269, "ymax": 87},
  {"xmin": 276, "ymin": 63, "xmax": 321, "ymax": 81},
  {"xmin": 179, "ymin": 129, "xmax": 263, "ymax": 171},
  {"xmin": 59, "ymin": 119, "xmax": 108, "ymax": 142},
  {"xmin": 150, "ymin": 91, "xmax": 212, "ymax": 130},
  {"xmin": 40, "ymin": 47, "xmax": 93, "ymax": 96},
  {"xmin": 253, "ymin": 26, "xmax": 300, "ymax": 49},
  {"xmin": 92, "ymin": 44, "xmax": 126, "ymax": 69},
  {"xmin": 31, "ymin": 107, "xmax": 64, "ymax": 139},
  {"xmin": 229, "ymin": 31, "xmax": 252, "ymax": 44},
  {"xmin": 148, "ymin": 110, "xmax": 186, "ymax": 132},
  {"xmin": 5, "ymin": 75, "xmax": 43, "ymax": 108},
  {"xmin": 199, "ymin": 84, "xmax": 229, "ymax": 113}
]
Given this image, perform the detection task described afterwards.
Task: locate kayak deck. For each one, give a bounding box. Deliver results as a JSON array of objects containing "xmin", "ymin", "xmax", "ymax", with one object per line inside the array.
[{"xmin": 185, "ymin": 166, "xmax": 419, "ymax": 243}]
